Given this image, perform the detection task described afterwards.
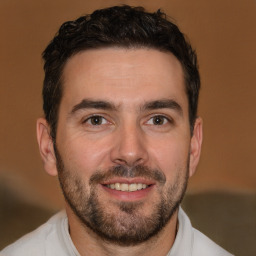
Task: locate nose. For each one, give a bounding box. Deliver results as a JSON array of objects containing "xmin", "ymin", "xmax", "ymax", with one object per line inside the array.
[{"xmin": 110, "ymin": 124, "xmax": 149, "ymax": 167}]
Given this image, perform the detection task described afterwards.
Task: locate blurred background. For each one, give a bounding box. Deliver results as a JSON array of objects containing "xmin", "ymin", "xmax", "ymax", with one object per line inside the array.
[{"xmin": 0, "ymin": 0, "xmax": 255, "ymax": 255}]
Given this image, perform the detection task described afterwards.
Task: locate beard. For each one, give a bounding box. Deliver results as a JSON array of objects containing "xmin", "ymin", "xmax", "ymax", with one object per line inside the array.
[{"xmin": 55, "ymin": 147, "xmax": 189, "ymax": 246}]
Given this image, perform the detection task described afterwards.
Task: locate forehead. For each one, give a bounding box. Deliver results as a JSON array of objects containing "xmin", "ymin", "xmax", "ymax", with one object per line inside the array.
[{"xmin": 61, "ymin": 48, "xmax": 187, "ymax": 111}]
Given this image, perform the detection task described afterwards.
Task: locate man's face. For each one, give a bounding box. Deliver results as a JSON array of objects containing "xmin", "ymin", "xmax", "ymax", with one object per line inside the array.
[{"xmin": 44, "ymin": 48, "xmax": 201, "ymax": 245}]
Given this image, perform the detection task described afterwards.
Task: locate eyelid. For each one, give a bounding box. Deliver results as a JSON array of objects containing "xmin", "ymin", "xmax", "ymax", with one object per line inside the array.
[
  {"xmin": 144, "ymin": 114, "xmax": 173, "ymax": 125},
  {"xmin": 82, "ymin": 114, "xmax": 109, "ymax": 125}
]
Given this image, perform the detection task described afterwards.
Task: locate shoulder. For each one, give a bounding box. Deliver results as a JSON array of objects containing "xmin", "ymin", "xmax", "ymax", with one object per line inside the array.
[
  {"xmin": 192, "ymin": 227, "xmax": 234, "ymax": 256},
  {"xmin": 174, "ymin": 208, "xmax": 234, "ymax": 256},
  {"xmin": 1, "ymin": 211, "xmax": 66, "ymax": 256}
]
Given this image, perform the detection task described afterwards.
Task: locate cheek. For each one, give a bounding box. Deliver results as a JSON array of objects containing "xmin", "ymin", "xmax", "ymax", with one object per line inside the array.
[
  {"xmin": 59, "ymin": 134, "xmax": 114, "ymax": 177},
  {"xmin": 148, "ymin": 135, "xmax": 190, "ymax": 174}
]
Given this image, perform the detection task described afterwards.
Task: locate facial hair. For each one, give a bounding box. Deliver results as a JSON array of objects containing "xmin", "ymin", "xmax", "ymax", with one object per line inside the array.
[{"xmin": 55, "ymin": 147, "xmax": 189, "ymax": 246}]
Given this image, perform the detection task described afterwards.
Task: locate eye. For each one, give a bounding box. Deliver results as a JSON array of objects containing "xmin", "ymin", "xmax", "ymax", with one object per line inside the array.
[
  {"xmin": 147, "ymin": 115, "xmax": 169, "ymax": 125},
  {"xmin": 84, "ymin": 115, "xmax": 108, "ymax": 126}
]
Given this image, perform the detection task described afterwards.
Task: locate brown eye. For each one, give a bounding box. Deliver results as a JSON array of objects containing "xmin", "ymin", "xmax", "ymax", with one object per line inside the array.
[
  {"xmin": 91, "ymin": 116, "xmax": 102, "ymax": 125},
  {"xmin": 86, "ymin": 116, "xmax": 107, "ymax": 125},
  {"xmin": 151, "ymin": 116, "xmax": 167, "ymax": 125}
]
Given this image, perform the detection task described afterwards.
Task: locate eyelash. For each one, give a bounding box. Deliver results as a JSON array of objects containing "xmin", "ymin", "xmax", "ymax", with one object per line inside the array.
[
  {"xmin": 146, "ymin": 115, "xmax": 173, "ymax": 126},
  {"xmin": 83, "ymin": 115, "xmax": 109, "ymax": 126},
  {"xmin": 82, "ymin": 114, "xmax": 173, "ymax": 127}
]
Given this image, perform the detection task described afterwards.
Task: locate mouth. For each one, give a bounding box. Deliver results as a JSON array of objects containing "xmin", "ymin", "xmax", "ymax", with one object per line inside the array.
[
  {"xmin": 105, "ymin": 183, "xmax": 150, "ymax": 192},
  {"xmin": 101, "ymin": 179, "xmax": 155, "ymax": 201}
]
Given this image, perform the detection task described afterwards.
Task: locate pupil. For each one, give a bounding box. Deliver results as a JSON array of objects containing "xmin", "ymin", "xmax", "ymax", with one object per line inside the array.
[
  {"xmin": 154, "ymin": 116, "xmax": 163, "ymax": 125},
  {"xmin": 92, "ymin": 116, "xmax": 102, "ymax": 125}
]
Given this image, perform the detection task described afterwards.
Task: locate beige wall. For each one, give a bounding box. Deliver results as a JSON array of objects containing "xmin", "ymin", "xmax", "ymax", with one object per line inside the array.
[{"xmin": 0, "ymin": 0, "xmax": 255, "ymax": 210}]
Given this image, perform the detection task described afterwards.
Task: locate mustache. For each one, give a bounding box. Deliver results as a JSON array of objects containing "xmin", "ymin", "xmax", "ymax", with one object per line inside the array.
[{"xmin": 89, "ymin": 165, "xmax": 166, "ymax": 185}]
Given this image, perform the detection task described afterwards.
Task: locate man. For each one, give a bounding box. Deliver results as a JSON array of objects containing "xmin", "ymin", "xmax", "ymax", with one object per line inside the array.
[{"xmin": 1, "ymin": 5, "xmax": 233, "ymax": 256}]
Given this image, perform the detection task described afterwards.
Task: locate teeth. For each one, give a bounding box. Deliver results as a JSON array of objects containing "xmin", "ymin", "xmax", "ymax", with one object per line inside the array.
[
  {"xmin": 120, "ymin": 183, "xmax": 128, "ymax": 191},
  {"xmin": 115, "ymin": 183, "xmax": 121, "ymax": 190},
  {"xmin": 106, "ymin": 183, "xmax": 149, "ymax": 192},
  {"xmin": 129, "ymin": 184, "xmax": 137, "ymax": 192},
  {"xmin": 137, "ymin": 183, "xmax": 142, "ymax": 190}
]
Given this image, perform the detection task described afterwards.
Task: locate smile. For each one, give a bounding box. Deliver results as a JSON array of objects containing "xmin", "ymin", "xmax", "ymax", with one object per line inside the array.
[{"xmin": 106, "ymin": 183, "xmax": 149, "ymax": 192}]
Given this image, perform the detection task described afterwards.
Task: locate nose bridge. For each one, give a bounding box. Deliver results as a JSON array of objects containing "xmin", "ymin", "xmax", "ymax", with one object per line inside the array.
[{"xmin": 110, "ymin": 118, "xmax": 148, "ymax": 166}]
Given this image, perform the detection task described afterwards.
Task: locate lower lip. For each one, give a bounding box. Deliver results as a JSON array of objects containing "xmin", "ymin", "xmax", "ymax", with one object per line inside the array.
[{"xmin": 101, "ymin": 185, "xmax": 154, "ymax": 201}]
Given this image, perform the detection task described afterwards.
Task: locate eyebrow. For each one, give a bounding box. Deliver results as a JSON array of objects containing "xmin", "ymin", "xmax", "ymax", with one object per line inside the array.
[
  {"xmin": 71, "ymin": 99, "xmax": 117, "ymax": 114},
  {"xmin": 70, "ymin": 98, "xmax": 183, "ymax": 116},
  {"xmin": 142, "ymin": 99, "xmax": 183, "ymax": 115}
]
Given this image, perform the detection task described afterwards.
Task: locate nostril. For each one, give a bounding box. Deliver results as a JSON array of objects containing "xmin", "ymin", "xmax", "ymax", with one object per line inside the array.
[
  {"xmin": 113, "ymin": 157, "xmax": 144, "ymax": 167},
  {"xmin": 115, "ymin": 158, "xmax": 128, "ymax": 165}
]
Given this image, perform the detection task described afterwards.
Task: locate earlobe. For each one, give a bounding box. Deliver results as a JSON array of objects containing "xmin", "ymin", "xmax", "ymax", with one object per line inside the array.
[
  {"xmin": 189, "ymin": 117, "xmax": 203, "ymax": 177},
  {"xmin": 36, "ymin": 118, "xmax": 58, "ymax": 176}
]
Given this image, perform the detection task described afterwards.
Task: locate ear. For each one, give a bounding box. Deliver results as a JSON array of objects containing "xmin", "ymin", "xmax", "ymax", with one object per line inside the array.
[
  {"xmin": 189, "ymin": 117, "xmax": 203, "ymax": 177},
  {"xmin": 36, "ymin": 118, "xmax": 58, "ymax": 176}
]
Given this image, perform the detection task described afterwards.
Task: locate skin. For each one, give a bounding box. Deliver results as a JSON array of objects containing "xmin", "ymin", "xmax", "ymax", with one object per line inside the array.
[{"xmin": 37, "ymin": 48, "xmax": 203, "ymax": 256}]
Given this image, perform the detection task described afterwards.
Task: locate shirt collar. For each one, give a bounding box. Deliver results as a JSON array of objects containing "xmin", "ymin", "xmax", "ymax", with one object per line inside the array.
[{"xmin": 167, "ymin": 207, "xmax": 193, "ymax": 256}]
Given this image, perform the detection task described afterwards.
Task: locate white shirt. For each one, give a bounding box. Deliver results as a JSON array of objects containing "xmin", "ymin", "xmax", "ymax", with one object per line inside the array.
[
  {"xmin": 1, "ymin": 208, "xmax": 234, "ymax": 256},
  {"xmin": 167, "ymin": 208, "xmax": 233, "ymax": 256}
]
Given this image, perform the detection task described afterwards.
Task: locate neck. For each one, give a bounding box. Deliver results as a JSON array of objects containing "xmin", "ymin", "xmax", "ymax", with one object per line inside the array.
[{"xmin": 66, "ymin": 206, "xmax": 179, "ymax": 256}]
